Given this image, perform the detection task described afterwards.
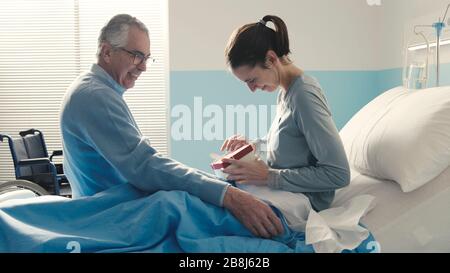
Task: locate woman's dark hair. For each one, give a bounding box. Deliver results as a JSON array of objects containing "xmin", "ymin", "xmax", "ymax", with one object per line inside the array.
[{"xmin": 225, "ymin": 15, "xmax": 291, "ymax": 69}]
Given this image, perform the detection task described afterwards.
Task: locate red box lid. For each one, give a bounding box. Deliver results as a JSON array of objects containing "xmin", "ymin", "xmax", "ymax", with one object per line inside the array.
[{"xmin": 210, "ymin": 144, "xmax": 254, "ymax": 170}]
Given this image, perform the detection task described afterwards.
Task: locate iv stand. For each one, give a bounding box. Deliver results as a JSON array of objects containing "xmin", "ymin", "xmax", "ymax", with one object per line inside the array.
[
  {"xmin": 413, "ymin": 3, "xmax": 450, "ymax": 87},
  {"xmin": 436, "ymin": 4, "xmax": 450, "ymax": 86}
]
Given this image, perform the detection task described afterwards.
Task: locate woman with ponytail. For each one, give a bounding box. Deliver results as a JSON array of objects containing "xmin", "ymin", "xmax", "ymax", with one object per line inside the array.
[{"xmin": 221, "ymin": 15, "xmax": 350, "ymax": 211}]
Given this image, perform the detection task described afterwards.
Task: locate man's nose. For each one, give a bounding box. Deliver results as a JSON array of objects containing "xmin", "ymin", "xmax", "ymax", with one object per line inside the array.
[{"xmin": 137, "ymin": 61, "xmax": 147, "ymax": 72}]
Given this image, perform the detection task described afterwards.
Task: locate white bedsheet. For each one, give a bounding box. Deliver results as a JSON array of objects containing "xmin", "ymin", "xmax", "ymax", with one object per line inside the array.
[
  {"xmin": 333, "ymin": 166, "xmax": 450, "ymax": 252},
  {"xmin": 238, "ymin": 184, "xmax": 376, "ymax": 253}
]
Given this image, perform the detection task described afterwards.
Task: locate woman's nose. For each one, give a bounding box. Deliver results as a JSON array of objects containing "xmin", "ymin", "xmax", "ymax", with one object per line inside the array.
[{"xmin": 247, "ymin": 82, "xmax": 256, "ymax": 92}]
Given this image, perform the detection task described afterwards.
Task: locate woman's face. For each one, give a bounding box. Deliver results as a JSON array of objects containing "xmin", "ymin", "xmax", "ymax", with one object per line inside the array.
[{"xmin": 232, "ymin": 64, "xmax": 280, "ymax": 93}]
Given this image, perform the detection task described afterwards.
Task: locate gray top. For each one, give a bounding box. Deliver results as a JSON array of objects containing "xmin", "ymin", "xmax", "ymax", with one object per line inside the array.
[{"xmin": 265, "ymin": 74, "xmax": 350, "ymax": 211}]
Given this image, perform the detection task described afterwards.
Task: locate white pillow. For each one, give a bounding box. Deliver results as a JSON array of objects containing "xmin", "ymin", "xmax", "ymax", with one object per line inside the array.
[{"xmin": 340, "ymin": 86, "xmax": 450, "ymax": 192}]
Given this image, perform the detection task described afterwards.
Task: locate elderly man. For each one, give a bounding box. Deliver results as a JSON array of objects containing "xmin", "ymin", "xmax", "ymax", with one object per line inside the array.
[{"xmin": 60, "ymin": 14, "xmax": 283, "ymax": 238}]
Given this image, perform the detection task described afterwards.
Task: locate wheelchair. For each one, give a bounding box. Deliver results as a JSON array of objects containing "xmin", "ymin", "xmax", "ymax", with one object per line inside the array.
[
  {"xmin": 0, "ymin": 179, "xmax": 49, "ymax": 197},
  {"xmin": 0, "ymin": 129, "xmax": 72, "ymax": 197}
]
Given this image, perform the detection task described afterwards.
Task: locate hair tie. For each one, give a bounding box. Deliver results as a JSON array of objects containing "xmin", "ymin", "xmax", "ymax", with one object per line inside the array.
[{"xmin": 258, "ymin": 19, "xmax": 267, "ymax": 26}]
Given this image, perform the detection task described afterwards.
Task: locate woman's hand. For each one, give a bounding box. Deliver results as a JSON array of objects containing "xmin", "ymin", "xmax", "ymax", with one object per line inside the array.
[
  {"xmin": 222, "ymin": 157, "xmax": 269, "ymax": 186},
  {"xmin": 220, "ymin": 134, "xmax": 249, "ymax": 152}
]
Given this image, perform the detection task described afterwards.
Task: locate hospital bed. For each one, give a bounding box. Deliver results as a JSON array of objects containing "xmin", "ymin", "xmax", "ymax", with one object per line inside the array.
[
  {"xmin": 0, "ymin": 86, "xmax": 448, "ymax": 253},
  {"xmin": 1, "ymin": 170, "xmax": 446, "ymax": 252},
  {"xmin": 333, "ymin": 166, "xmax": 450, "ymax": 252},
  {"xmin": 334, "ymin": 85, "xmax": 450, "ymax": 253}
]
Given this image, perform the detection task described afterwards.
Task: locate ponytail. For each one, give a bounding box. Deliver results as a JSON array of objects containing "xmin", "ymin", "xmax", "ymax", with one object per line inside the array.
[
  {"xmin": 262, "ymin": 15, "xmax": 290, "ymax": 58},
  {"xmin": 225, "ymin": 15, "xmax": 291, "ymax": 69}
]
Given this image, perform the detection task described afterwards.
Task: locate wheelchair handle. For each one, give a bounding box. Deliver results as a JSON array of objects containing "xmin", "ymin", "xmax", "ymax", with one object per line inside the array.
[
  {"xmin": 0, "ymin": 134, "xmax": 12, "ymax": 143},
  {"xmin": 19, "ymin": 129, "xmax": 37, "ymax": 137}
]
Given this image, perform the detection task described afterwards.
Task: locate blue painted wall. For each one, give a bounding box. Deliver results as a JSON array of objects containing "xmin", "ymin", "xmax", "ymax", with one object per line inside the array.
[
  {"xmin": 379, "ymin": 63, "xmax": 450, "ymax": 91},
  {"xmin": 170, "ymin": 70, "xmax": 397, "ymax": 172},
  {"xmin": 170, "ymin": 71, "xmax": 275, "ymax": 171},
  {"xmin": 170, "ymin": 63, "xmax": 450, "ymax": 172},
  {"xmin": 377, "ymin": 68, "xmax": 403, "ymax": 94}
]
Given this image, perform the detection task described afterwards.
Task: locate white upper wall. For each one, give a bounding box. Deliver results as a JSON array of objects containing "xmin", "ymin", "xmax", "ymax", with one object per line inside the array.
[
  {"xmin": 169, "ymin": 0, "xmax": 450, "ymax": 72},
  {"xmin": 380, "ymin": 0, "xmax": 450, "ymax": 69},
  {"xmin": 169, "ymin": 0, "xmax": 382, "ymax": 71}
]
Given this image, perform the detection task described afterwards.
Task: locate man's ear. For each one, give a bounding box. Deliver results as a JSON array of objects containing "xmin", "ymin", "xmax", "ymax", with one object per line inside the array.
[
  {"xmin": 265, "ymin": 50, "xmax": 278, "ymax": 68},
  {"xmin": 100, "ymin": 43, "xmax": 113, "ymax": 64}
]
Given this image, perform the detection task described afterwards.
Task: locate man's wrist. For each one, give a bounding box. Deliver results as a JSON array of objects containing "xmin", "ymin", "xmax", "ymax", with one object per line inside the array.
[
  {"xmin": 223, "ymin": 186, "xmax": 238, "ymax": 209},
  {"xmin": 219, "ymin": 183, "xmax": 232, "ymax": 207}
]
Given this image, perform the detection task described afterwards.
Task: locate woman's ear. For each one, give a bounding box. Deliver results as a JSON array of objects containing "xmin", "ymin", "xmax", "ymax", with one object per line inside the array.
[{"xmin": 265, "ymin": 50, "xmax": 278, "ymax": 68}]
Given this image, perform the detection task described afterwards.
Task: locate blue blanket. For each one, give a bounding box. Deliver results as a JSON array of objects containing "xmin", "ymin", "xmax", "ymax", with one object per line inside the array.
[{"xmin": 0, "ymin": 183, "xmax": 375, "ymax": 253}]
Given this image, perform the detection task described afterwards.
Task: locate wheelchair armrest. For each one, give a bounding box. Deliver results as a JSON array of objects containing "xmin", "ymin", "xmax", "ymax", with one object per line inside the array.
[
  {"xmin": 15, "ymin": 159, "xmax": 59, "ymax": 194},
  {"xmin": 17, "ymin": 158, "xmax": 58, "ymax": 176},
  {"xmin": 18, "ymin": 158, "xmax": 52, "ymax": 166},
  {"xmin": 49, "ymin": 150, "xmax": 63, "ymax": 162}
]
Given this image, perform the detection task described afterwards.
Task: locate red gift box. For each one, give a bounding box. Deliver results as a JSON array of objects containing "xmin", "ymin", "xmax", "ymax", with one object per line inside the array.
[{"xmin": 210, "ymin": 144, "xmax": 254, "ymax": 170}]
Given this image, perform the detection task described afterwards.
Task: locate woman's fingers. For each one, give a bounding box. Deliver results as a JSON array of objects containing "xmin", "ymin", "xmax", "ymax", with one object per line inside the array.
[
  {"xmin": 222, "ymin": 158, "xmax": 242, "ymax": 166},
  {"xmin": 220, "ymin": 138, "xmax": 231, "ymax": 151},
  {"xmin": 232, "ymin": 141, "xmax": 249, "ymax": 152},
  {"xmin": 221, "ymin": 135, "xmax": 248, "ymax": 152},
  {"xmin": 227, "ymin": 175, "xmax": 246, "ymax": 181}
]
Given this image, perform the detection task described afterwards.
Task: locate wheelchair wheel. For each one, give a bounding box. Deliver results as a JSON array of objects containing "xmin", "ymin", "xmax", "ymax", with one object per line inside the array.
[{"xmin": 0, "ymin": 179, "xmax": 49, "ymax": 196}]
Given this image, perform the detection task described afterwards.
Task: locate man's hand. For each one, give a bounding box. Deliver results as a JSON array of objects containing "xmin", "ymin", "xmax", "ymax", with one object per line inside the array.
[{"xmin": 222, "ymin": 186, "xmax": 284, "ymax": 238}]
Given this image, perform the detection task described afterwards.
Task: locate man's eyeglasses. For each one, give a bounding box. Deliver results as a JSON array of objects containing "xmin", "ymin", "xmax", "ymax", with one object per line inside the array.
[{"xmin": 118, "ymin": 47, "xmax": 155, "ymax": 66}]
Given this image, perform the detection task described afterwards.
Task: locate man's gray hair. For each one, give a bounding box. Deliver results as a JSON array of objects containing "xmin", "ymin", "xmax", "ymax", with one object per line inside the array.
[{"xmin": 97, "ymin": 14, "xmax": 149, "ymax": 58}]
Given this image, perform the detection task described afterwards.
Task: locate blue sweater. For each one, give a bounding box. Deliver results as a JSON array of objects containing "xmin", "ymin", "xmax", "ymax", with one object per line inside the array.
[{"xmin": 60, "ymin": 64, "xmax": 229, "ymax": 206}]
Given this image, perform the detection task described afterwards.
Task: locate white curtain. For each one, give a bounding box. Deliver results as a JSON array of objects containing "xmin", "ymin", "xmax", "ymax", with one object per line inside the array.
[{"xmin": 0, "ymin": 0, "xmax": 169, "ymax": 180}]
